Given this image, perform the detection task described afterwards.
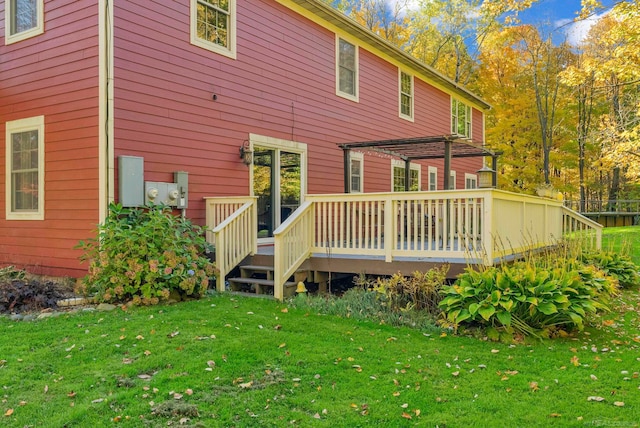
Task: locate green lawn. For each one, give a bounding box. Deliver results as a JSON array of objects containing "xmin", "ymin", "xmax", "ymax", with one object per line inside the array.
[{"xmin": 0, "ymin": 227, "xmax": 639, "ymax": 427}]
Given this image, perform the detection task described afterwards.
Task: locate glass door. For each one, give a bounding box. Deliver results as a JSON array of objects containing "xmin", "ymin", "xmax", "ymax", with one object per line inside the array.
[{"xmin": 253, "ymin": 146, "xmax": 302, "ymax": 240}]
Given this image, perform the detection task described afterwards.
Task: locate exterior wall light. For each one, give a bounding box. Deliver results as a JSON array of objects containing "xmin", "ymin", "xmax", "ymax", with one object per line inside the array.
[
  {"xmin": 239, "ymin": 140, "xmax": 253, "ymax": 166},
  {"xmin": 477, "ymin": 165, "xmax": 496, "ymax": 189}
]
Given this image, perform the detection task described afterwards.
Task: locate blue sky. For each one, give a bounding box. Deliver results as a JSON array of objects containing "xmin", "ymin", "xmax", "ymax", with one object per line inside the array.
[{"xmin": 516, "ymin": 0, "xmax": 618, "ymax": 45}]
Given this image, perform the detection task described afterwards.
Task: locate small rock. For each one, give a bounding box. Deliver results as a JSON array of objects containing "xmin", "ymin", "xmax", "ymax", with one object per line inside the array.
[
  {"xmin": 22, "ymin": 315, "xmax": 36, "ymax": 322},
  {"xmin": 96, "ymin": 303, "xmax": 117, "ymax": 312},
  {"xmin": 9, "ymin": 314, "xmax": 24, "ymax": 321},
  {"xmin": 37, "ymin": 312, "xmax": 54, "ymax": 320},
  {"xmin": 82, "ymin": 307, "xmax": 96, "ymax": 312}
]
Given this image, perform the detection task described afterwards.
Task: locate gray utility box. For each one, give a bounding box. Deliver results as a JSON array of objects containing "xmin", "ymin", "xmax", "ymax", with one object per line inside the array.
[
  {"xmin": 119, "ymin": 156, "xmax": 144, "ymax": 207},
  {"xmin": 145, "ymin": 182, "xmax": 179, "ymax": 206}
]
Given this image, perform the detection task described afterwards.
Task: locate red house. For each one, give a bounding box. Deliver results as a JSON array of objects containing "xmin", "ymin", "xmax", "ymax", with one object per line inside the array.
[{"xmin": 1, "ymin": 0, "xmax": 598, "ymax": 295}]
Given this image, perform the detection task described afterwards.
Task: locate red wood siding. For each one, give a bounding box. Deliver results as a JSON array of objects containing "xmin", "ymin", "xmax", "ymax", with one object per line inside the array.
[
  {"xmin": 0, "ymin": 0, "xmax": 100, "ymax": 277},
  {"xmin": 112, "ymin": 0, "xmax": 485, "ymax": 222}
]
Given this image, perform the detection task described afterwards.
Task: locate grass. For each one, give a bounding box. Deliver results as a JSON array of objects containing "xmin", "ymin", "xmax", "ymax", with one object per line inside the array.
[{"xmin": 0, "ymin": 227, "xmax": 639, "ymax": 427}]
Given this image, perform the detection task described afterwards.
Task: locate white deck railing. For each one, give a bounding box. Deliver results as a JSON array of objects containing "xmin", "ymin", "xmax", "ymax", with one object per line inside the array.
[
  {"xmin": 204, "ymin": 197, "xmax": 257, "ymax": 291},
  {"xmin": 205, "ymin": 190, "xmax": 602, "ymax": 300}
]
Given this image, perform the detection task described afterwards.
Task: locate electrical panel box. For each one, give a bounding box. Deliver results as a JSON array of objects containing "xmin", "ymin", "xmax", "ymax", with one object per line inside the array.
[
  {"xmin": 174, "ymin": 171, "xmax": 189, "ymax": 209},
  {"xmin": 145, "ymin": 182, "xmax": 179, "ymax": 206},
  {"xmin": 119, "ymin": 156, "xmax": 144, "ymax": 207}
]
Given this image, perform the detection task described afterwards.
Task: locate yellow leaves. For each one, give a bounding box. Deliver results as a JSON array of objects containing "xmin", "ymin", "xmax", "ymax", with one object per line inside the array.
[
  {"xmin": 4, "ymin": 409, "xmax": 14, "ymax": 417},
  {"xmin": 571, "ymin": 355, "xmax": 580, "ymax": 367},
  {"xmin": 529, "ymin": 381, "xmax": 539, "ymax": 391}
]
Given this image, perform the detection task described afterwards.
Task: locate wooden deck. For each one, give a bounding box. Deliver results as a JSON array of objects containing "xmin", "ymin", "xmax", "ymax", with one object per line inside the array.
[{"xmin": 205, "ymin": 190, "xmax": 602, "ymax": 300}]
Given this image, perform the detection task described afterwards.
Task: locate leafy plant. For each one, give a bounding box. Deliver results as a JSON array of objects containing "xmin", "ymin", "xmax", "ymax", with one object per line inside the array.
[
  {"xmin": 357, "ymin": 267, "xmax": 449, "ymax": 315},
  {"xmin": 439, "ymin": 261, "xmax": 616, "ymax": 337},
  {"xmin": 77, "ymin": 203, "xmax": 216, "ymax": 305},
  {"xmin": 580, "ymin": 250, "xmax": 639, "ymax": 289},
  {"xmin": 0, "ymin": 278, "xmax": 66, "ymax": 313}
]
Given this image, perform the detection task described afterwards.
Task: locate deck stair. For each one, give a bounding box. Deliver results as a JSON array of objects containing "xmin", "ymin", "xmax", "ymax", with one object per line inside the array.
[{"xmin": 227, "ymin": 262, "xmax": 305, "ymax": 298}]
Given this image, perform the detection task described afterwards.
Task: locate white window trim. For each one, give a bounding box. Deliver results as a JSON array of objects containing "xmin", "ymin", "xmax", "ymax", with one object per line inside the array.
[
  {"xmin": 449, "ymin": 170, "xmax": 457, "ymax": 190},
  {"xmin": 428, "ymin": 166, "xmax": 438, "ymax": 191},
  {"xmin": 335, "ymin": 35, "xmax": 359, "ymax": 102},
  {"xmin": 398, "ymin": 69, "xmax": 414, "ymax": 122},
  {"xmin": 5, "ymin": 115, "xmax": 45, "ymax": 220},
  {"xmin": 349, "ymin": 151, "xmax": 363, "ymax": 193},
  {"xmin": 391, "ymin": 159, "xmax": 420, "ymax": 192},
  {"xmin": 465, "ymin": 173, "xmax": 478, "ymax": 189},
  {"xmin": 5, "ymin": 0, "xmax": 44, "ymax": 45},
  {"xmin": 451, "ymin": 98, "xmax": 472, "ymax": 139},
  {"xmin": 190, "ymin": 0, "xmax": 237, "ymax": 60}
]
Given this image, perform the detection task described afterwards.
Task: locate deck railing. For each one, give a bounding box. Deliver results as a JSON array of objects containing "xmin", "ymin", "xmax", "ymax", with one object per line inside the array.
[
  {"xmin": 203, "ymin": 197, "xmax": 257, "ymax": 291},
  {"xmin": 205, "ymin": 191, "xmax": 602, "ymax": 300},
  {"xmin": 561, "ymin": 206, "xmax": 603, "ymax": 250}
]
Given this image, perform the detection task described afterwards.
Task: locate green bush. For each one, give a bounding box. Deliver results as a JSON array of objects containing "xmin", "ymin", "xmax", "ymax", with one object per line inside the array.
[
  {"xmin": 580, "ymin": 251, "xmax": 639, "ymax": 288},
  {"xmin": 439, "ymin": 261, "xmax": 617, "ymax": 337},
  {"xmin": 77, "ymin": 203, "xmax": 216, "ymax": 305}
]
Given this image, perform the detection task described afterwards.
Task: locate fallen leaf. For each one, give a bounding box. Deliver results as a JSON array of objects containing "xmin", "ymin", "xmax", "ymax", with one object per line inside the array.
[
  {"xmin": 613, "ymin": 401, "xmax": 625, "ymax": 407},
  {"xmin": 67, "ymin": 391, "xmax": 76, "ymax": 398},
  {"xmin": 281, "ymin": 308, "xmax": 288, "ymax": 313},
  {"xmin": 529, "ymin": 382, "xmax": 539, "ymax": 391},
  {"xmin": 238, "ymin": 381, "xmax": 253, "ymax": 389},
  {"xmin": 401, "ymin": 403, "xmax": 408, "ymax": 408},
  {"xmin": 313, "ymin": 413, "xmax": 321, "ymax": 419},
  {"xmin": 587, "ymin": 396, "xmax": 605, "ymax": 402},
  {"xmin": 401, "ymin": 412, "xmax": 412, "ymax": 419},
  {"xmin": 173, "ymin": 393, "xmax": 183, "ymax": 400},
  {"xmin": 136, "ymin": 335, "xmax": 144, "ymax": 340},
  {"xmin": 452, "ymin": 371, "xmax": 460, "ymax": 377},
  {"xmin": 168, "ymin": 331, "xmax": 179, "ymax": 338},
  {"xmin": 144, "ymin": 350, "xmax": 151, "ymax": 356},
  {"xmin": 4, "ymin": 409, "xmax": 13, "ymax": 417},
  {"xmin": 18, "ymin": 401, "xmax": 26, "ymax": 406},
  {"xmin": 590, "ymin": 374, "xmax": 598, "ymax": 381},
  {"xmin": 278, "ymin": 343, "xmax": 286, "ymax": 348},
  {"xmin": 44, "ymin": 385, "xmax": 48, "ymax": 394},
  {"xmin": 549, "ymin": 413, "xmax": 562, "ymax": 418},
  {"xmin": 185, "ymin": 389, "xmax": 193, "ymax": 395},
  {"xmin": 491, "ymin": 349, "xmax": 499, "ymax": 354},
  {"xmin": 393, "ymin": 391, "xmax": 401, "ymax": 397},
  {"xmin": 415, "ymin": 409, "xmax": 421, "ymax": 416}
]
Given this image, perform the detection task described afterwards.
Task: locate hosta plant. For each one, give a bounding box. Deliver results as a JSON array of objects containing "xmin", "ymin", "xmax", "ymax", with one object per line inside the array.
[
  {"xmin": 77, "ymin": 203, "xmax": 216, "ymax": 305},
  {"xmin": 580, "ymin": 251, "xmax": 639, "ymax": 289},
  {"xmin": 439, "ymin": 261, "xmax": 616, "ymax": 337}
]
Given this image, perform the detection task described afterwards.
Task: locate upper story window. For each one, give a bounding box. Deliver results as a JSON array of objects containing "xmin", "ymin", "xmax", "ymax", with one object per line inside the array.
[
  {"xmin": 349, "ymin": 152, "xmax": 363, "ymax": 193},
  {"xmin": 428, "ymin": 166, "xmax": 437, "ymax": 191},
  {"xmin": 5, "ymin": 0, "xmax": 44, "ymax": 45},
  {"xmin": 5, "ymin": 116, "xmax": 45, "ymax": 220},
  {"xmin": 191, "ymin": 0, "xmax": 237, "ymax": 59},
  {"xmin": 336, "ymin": 37, "xmax": 358, "ymax": 101},
  {"xmin": 465, "ymin": 173, "xmax": 478, "ymax": 189},
  {"xmin": 392, "ymin": 160, "xmax": 420, "ymax": 192},
  {"xmin": 451, "ymin": 98, "xmax": 472, "ymax": 138},
  {"xmin": 399, "ymin": 71, "xmax": 414, "ymax": 121}
]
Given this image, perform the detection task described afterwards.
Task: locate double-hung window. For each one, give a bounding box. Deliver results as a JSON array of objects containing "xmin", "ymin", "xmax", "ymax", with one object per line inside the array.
[
  {"xmin": 392, "ymin": 160, "xmax": 420, "ymax": 192},
  {"xmin": 336, "ymin": 37, "xmax": 358, "ymax": 101},
  {"xmin": 399, "ymin": 71, "xmax": 413, "ymax": 121},
  {"xmin": 5, "ymin": 0, "xmax": 44, "ymax": 44},
  {"xmin": 451, "ymin": 98, "xmax": 472, "ymax": 138},
  {"xmin": 191, "ymin": 0, "xmax": 237, "ymax": 59},
  {"xmin": 449, "ymin": 170, "xmax": 457, "ymax": 190},
  {"xmin": 428, "ymin": 166, "xmax": 438, "ymax": 191},
  {"xmin": 465, "ymin": 173, "xmax": 477, "ymax": 189},
  {"xmin": 349, "ymin": 152, "xmax": 363, "ymax": 193},
  {"xmin": 5, "ymin": 116, "xmax": 45, "ymax": 220}
]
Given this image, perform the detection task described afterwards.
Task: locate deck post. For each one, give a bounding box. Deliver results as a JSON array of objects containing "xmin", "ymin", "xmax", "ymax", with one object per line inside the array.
[
  {"xmin": 343, "ymin": 149, "xmax": 350, "ymax": 193},
  {"xmin": 491, "ymin": 155, "xmax": 498, "ymax": 188},
  {"xmin": 384, "ymin": 196, "xmax": 394, "ymax": 262},
  {"xmin": 482, "ymin": 190, "xmax": 494, "ymax": 266},
  {"xmin": 444, "ymin": 139, "xmax": 452, "ymax": 190},
  {"xmin": 404, "ymin": 159, "xmax": 411, "ymax": 191}
]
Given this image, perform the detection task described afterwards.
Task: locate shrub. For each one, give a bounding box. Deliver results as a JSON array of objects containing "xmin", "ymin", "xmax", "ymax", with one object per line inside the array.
[
  {"xmin": 0, "ymin": 278, "xmax": 66, "ymax": 313},
  {"xmin": 357, "ymin": 266, "xmax": 449, "ymax": 315},
  {"xmin": 77, "ymin": 203, "xmax": 216, "ymax": 305},
  {"xmin": 439, "ymin": 261, "xmax": 617, "ymax": 337},
  {"xmin": 580, "ymin": 251, "xmax": 639, "ymax": 289}
]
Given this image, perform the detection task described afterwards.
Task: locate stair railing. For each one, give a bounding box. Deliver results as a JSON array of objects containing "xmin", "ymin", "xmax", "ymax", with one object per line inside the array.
[
  {"xmin": 204, "ymin": 197, "xmax": 258, "ymax": 292},
  {"xmin": 561, "ymin": 206, "xmax": 603, "ymax": 250}
]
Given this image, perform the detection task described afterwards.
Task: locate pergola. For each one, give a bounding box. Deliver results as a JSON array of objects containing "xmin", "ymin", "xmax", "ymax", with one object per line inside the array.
[{"xmin": 339, "ymin": 134, "xmax": 502, "ymax": 192}]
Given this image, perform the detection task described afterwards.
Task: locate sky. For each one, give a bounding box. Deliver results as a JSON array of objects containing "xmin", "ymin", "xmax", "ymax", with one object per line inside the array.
[{"xmin": 515, "ymin": 0, "xmax": 618, "ymax": 45}]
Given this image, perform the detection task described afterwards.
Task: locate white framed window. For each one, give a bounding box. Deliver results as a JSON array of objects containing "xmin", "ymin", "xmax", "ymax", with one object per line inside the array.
[
  {"xmin": 465, "ymin": 173, "xmax": 477, "ymax": 189},
  {"xmin": 5, "ymin": 116, "xmax": 45, "ymax": 220},
  {"xmin": 399, "ymin": 70, "xmax": 414, "ymax": 121},
  {"xmin": 336, "ymin": 36, "xmax": 358, "ymax": 102},
  {"xmin": 191, "ymin": 0, "xmax": 237, "ymax": 59},
  {"xmin": 5, "ymin": 0, "xmax": 44, "ymax": 45},
  {"xmin": 449, "ymin": 170, "xmax": 457, "ymax": 190},
  {"xmin": 451, "ymin": 98, "xmax": 472, "ymax": 138},
  {"xmin": 349, "ymin": 151, "xmax": 363, "ymax": 193},
  {"xmin": 428, "ymin": 166, "xmax": 437, "ymax": 191},
  {"xmin": 392, "ymin": 160, "xmax": 420, "ymax": 192}
]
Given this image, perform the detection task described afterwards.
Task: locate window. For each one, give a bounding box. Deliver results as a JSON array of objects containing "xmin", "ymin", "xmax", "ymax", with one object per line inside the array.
[
  {"xmin": 349, "ymin": 152, "xmax": 363, "ymax": 192},
  {"xmin": 399, "ymin": 71, "xmax": 413, "ymax": 121},
  {"xmin": 465, "ymin": 173, "xmax": 477, "ymax": 189},
  {"xmin": 191, "ymin": 0, "xmax": 236, "ymax": 59},
  {"xmin": 5, "ymin": 0, "xmax": 44, "ymax": 44},
  {"xmin": 336, "ymin": 37, "xmax": 358, "ymax": 101},
  {"xmin": 428, "ymin": 166, "xmax": 437, "ymax": 191},
  {"xmin": 392, "ymin": 160, "xmax": 420, "ymax": 192},
  {"xmin": 5, "ymin": 116, "xmax": 45, "ymax": 220},
  {"xmin": 451, "ymin": 98, "xmax": 472, "ymax": 138},
  {"xmin": 449, "ymin": 170, "xmax": 457, "ymax": 190}
]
